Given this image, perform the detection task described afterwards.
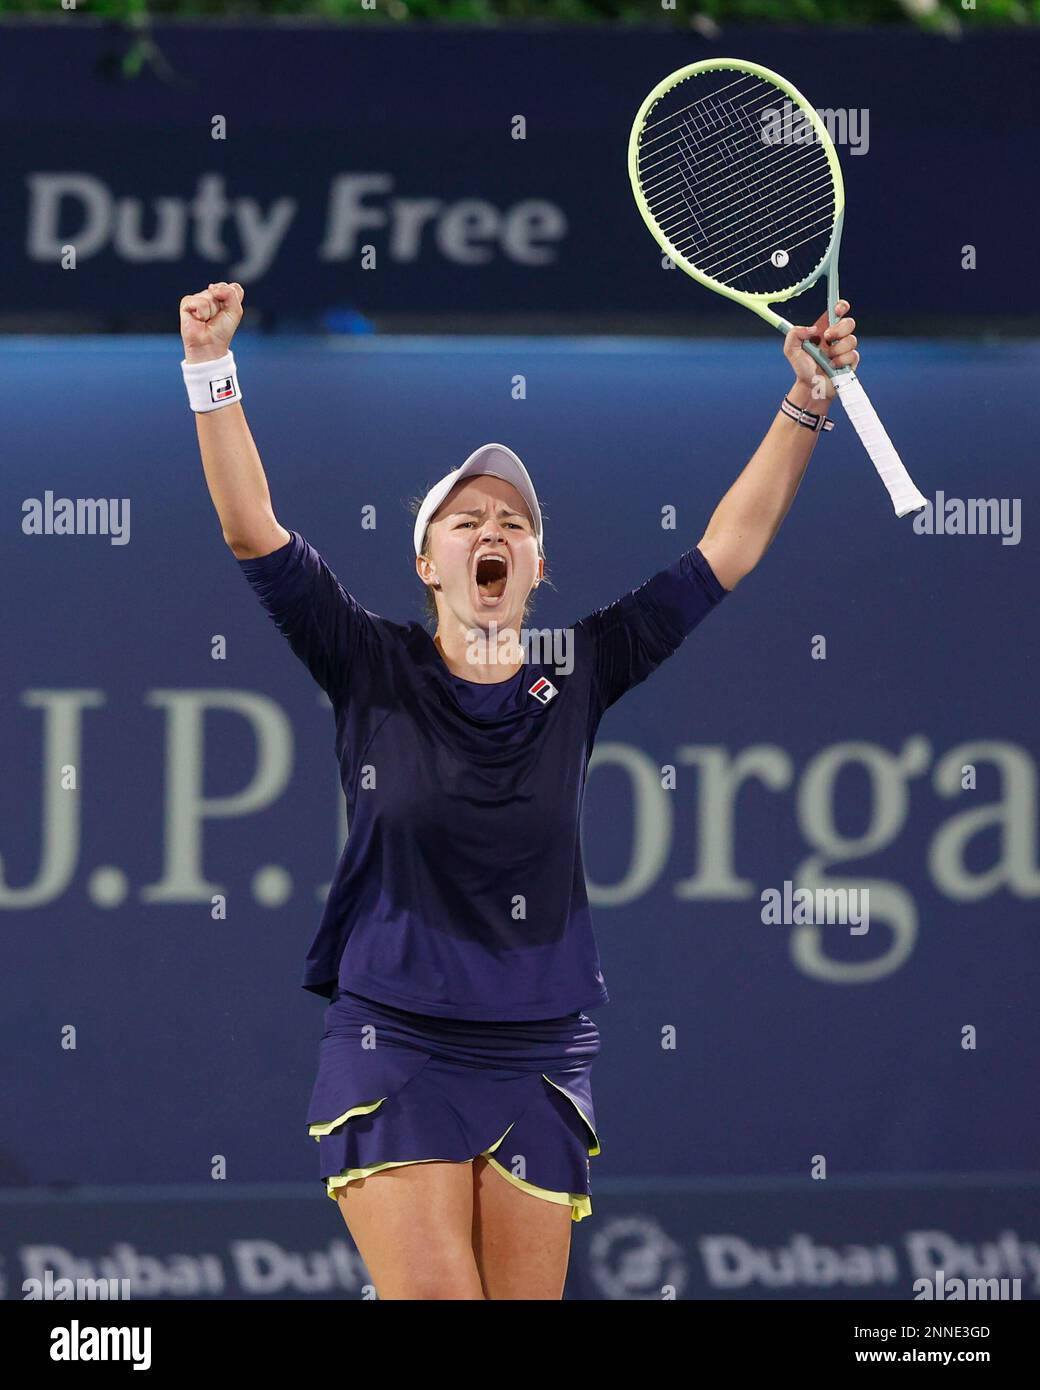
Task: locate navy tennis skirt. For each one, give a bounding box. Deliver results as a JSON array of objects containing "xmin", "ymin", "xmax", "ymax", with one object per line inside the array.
[{"xmin": 307, "ymin": 988, "xmax": 602, "ymax": 1221}]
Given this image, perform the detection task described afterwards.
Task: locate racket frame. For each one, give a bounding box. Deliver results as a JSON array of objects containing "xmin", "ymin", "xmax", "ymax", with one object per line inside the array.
[
  {"xmin": 629, "ymin": 57, "xmax": 929, "ymax": 516},
  {"xmin": 628, "ymin": 57, "xmax": 847, "ymax": 378}
]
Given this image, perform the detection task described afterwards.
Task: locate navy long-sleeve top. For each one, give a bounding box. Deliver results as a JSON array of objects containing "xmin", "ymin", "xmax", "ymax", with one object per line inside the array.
[{"xmin": 238, "ymin": 530, "xmax": 726, "ymax": 1020}]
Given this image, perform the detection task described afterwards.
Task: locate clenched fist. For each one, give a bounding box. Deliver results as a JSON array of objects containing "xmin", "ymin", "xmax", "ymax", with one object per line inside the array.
[{"xmin": 180, "ymin": 282, "xmax": 245, "ymax": 364}]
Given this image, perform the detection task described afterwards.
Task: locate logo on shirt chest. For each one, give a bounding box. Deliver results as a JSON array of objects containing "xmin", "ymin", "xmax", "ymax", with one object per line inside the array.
[{"xmin": 528, "ymin": 676, "xmax": 558, "ymax": 705}]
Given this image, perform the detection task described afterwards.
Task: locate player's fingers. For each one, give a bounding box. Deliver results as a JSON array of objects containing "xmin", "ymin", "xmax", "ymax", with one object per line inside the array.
[
  {"xmin": 811, "ymin": 299, "xmax": 848, "ymax": 335},
  {"xmin": 784, "ymin": 327, "xmax": 815, "ymax": 369},
  {"xmin": 209, "ymin": 282, "xmax": 245, "ymax": 319},
  {"xmin": 190, "ymin": 291, "xmax": 218, "ymax": 322},
  {"xmin": 784, "ymin": 325, "xmax": 814, "ymax": 353},
  {"xmin": 832, "ymin": 347, "xmax": 860, "ymax": 369},
  {"xmin": 825, "ymin": 317, "xmax": 855, "ymax": 343}
]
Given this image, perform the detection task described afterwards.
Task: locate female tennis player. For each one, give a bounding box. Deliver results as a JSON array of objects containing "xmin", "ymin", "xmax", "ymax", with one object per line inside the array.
[{"xmin": 180, "ymin": 280, "xmax": 858, "ymax": 1300}]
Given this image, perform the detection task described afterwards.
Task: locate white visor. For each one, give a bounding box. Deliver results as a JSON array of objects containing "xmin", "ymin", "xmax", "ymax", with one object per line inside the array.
[{"xmin": 413, "ymin": 443, "xmax": 542, "ymax": 556}]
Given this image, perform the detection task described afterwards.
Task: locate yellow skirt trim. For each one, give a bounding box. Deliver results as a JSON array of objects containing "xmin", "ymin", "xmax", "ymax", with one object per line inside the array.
[
  {"xmin": 320, "ymin": 1122, "xmax": 517, "ymax": 1204},
  {"xmin": 325, "ymin": 1157, "xmax": 447, "ymax": 1199},
  {"xmin": 310, "ymin": 1077, "xmax": 600, "ymax": 1220},
  {"xmin": 479, "ymin": 1151, "xmax": 593, "ymax": 1223},
  {"xmin": 540, "ymin": 1073, "xmax": 601, "ymax": 1157},
  {"xmin": 308, "ymin": 1097, "xmax": 386, "ymax": 1140}
]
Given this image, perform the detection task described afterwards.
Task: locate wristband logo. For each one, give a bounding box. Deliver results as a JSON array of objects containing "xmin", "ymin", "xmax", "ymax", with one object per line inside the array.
[{"xmin": 209, "ymin": 376, "xmax": 237, "ymax": 403}]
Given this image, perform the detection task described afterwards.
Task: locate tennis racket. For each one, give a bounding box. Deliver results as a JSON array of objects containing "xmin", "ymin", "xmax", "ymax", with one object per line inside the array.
[{"xmin": 628, "ymin": 58, "xmax": 927, "ymax": 518}]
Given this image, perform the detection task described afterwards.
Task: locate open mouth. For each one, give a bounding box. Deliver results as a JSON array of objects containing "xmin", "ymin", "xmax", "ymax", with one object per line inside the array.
[{"xmin": 474, "ymin": 553, "xmax": 508, "ymax": 602}]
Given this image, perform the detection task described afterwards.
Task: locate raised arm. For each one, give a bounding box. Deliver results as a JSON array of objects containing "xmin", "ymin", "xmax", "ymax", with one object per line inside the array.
[
  {"xmin": 696, "ymin": 300, "xmax": 858, "ymax": 592},
  {"xmin": 180, "ymin": 281, "xmax": 291, "ymax": 560}
]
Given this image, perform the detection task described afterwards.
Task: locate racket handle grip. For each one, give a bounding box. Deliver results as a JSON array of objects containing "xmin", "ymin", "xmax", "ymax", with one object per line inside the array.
[{"xmin": 832, "ymin": 373, "xmax": 928, "ymax": 518}]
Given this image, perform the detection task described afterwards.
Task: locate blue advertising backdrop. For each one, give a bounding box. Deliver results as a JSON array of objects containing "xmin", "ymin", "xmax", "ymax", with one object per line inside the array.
[
  {"xmin": 0, "ymin": 21, "xmax": 1036, "ymax": 322},
  {"xmin": 1, "ymin": 335, "xmax": 1038, "ymax": 1298}
]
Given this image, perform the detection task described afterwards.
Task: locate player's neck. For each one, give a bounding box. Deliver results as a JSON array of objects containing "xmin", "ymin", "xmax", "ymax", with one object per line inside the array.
[{"xmin": 432, "ymin": 627, "xmax": 526, "ymax": 684}]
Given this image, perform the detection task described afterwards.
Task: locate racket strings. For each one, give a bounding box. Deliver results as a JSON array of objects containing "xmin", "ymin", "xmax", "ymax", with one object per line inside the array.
[
  {"xmin": 648, "ymin": 153, "xmax": 832, "ymax": 288},
  {"xmin": 661, "ymin": 167, "xmax": 835, "ymax": 282},
  {"xmin": 646, "ymin": 96, "xmax": 830, "ymax": 245},
  {"xmin": 637, "ymin": 74, "xmax": 765, "ymax": 150},
  {"xmin": 640, "ymin": 83, "xmax": 783, "ymax": 188},
  {"xmin": 646, "ymin": 143, "xmax": 829, "ymax": 263},
  {"xmin": 649, "ymin": 140, "xmax": 833, "ymax": 254},
  {"xmin": 641, "ymin": 98, "xmax": 821, "ymax": 207},
  {"xmin": 643, "ymin": 137, "xmax": 832, "ymax": 289},
  {"xmin": 635, "ymin": 72, "xmax": 836, "ymax": 296}
]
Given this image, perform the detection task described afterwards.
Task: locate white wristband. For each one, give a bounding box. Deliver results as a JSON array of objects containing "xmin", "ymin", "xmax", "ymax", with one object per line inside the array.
[{"xmin": 181, "ymin": 350, "xmax": 242, "ymax": 412}]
